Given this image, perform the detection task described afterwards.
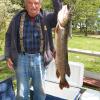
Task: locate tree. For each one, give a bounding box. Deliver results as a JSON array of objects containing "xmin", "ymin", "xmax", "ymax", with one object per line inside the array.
[
  {"xmin": 10, "ymin": 0, "xmax": 52, "ymax": 10},
  {"xmin": 69, "ymin": 0, "xmax": 100, "ymax": 36},
  {"xmin": 0, "ymin": 0, "xmax": 21, "ymax": 52}
]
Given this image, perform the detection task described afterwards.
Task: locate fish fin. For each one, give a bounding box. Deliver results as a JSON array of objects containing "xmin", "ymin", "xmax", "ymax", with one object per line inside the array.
[
  {"xmin": 59, "ymin": 82, "xmax": 63, "ymax": 89},
  {"xmin": 66, "ymin": 65, "xmax": 71, "ymax": 77},
  {"xmin": 56, "ymin": 69, "xmax": 60, "ymax": 78},
  {"xmin": 55, "ymin": 23, "xmax": 60, "ymax": 33}
]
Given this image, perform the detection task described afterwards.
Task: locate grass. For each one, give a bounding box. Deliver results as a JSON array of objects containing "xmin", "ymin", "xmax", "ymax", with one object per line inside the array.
[
  {"xmin": 68, "ymin": 35, "xmax": 100, "ymax": 73},
  {"xmin": 0, "ymin": 35, "xmax": 100, "ymax": 80},
  {"xmin": 0, "ymin": 39, "xmax": 4, "ymax": 55},
  {"xmin": 68, "ymin": 35, "xmax": 100, "ymax": 52},
  {"xmin": 0, "ymin": 61, "xmax": 14, "ymax": 81},
  {"xmin": 68, "ymin": 53, "xmax": 100, "ymax": 73}
]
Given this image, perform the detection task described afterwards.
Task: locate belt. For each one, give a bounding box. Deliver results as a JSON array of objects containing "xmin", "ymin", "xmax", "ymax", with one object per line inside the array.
[{"xmin": 21, "ymin": 51, "xmax": 42, "ymax": 55}]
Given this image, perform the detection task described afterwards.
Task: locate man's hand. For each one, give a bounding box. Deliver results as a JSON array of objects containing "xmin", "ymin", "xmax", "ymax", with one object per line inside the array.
[
  {"xmin": 58, "ymin": 5, "xmax": 70, "ymax": 27},
  {"xmin": 6, "ymin": 58, "xmax": 14, "ymax": 70}
]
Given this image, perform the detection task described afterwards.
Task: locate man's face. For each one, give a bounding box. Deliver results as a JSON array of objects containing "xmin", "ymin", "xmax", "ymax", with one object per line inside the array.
[{"xmin": 25, "ymin": 0, "xmax": 41, "ymax": 17}]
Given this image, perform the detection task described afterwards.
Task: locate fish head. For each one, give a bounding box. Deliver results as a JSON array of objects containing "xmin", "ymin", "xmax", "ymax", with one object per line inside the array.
[{"xmin": 57, "ymin": 5, "xmax": 70, "ymax": 27}]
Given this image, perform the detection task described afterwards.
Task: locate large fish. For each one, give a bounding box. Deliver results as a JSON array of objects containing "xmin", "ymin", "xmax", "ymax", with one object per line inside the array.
[{"xmin": 55, "ymin": 5, "xmax": 71, "ymax": 89}]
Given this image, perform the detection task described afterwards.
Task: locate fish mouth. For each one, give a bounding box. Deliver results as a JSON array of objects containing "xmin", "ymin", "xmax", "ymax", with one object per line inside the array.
[
  {"xmin": 59, "ymin": 79, "xmax": 69, "ymax": 89},
  {"xmin": 56, "ymin": 69, "xmax": 70, "ymax": 89}
]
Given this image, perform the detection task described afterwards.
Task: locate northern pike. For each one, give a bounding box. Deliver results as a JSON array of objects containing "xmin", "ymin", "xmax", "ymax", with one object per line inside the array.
[{"xmin": 55, "ymin": 5, "xmax": 71, "ymax": 89}]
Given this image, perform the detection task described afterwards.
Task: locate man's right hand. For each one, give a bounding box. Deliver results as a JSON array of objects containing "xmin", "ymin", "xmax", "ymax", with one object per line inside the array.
[{"xmin": 6, "ymin": 58, "xmax": 14, "ymax": 70}]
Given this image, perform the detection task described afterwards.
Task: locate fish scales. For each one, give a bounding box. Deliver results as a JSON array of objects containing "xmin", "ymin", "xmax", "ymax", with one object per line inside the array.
[{"xmin": 55, "ymin": 5, "xmax": 71, "ymax": 89}]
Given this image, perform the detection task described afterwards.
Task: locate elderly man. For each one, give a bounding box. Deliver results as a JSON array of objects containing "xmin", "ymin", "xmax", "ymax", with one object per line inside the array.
[{"xmin": 5, "ymin": 0, "xmax": 62, "ymax": 100}]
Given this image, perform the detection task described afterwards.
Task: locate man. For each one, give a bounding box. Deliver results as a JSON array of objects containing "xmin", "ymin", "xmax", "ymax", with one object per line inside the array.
[{"xmin": 5, "ymin": 0, "xmax": 62, "ymax": 99}]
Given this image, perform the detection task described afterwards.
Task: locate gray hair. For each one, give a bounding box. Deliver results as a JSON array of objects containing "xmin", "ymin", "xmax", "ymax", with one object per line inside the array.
[{"xmin": 24, "ymin": 0, "xmax": 43, "ymax": 4}]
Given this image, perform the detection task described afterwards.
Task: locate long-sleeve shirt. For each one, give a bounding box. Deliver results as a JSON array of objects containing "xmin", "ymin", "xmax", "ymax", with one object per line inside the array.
[{"xmin": 5, "ymin": 0, "xmax": 62, "ymax": 65}]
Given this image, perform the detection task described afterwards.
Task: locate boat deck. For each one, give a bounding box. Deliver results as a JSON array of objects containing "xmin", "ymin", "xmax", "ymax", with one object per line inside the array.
[
  {"xmin": 45, "ymin": 81, "xmax": 100, "ymax": 100},
  {"xmin": 44, "ymin": 60, "xmax": 100, "ymax": 100}
]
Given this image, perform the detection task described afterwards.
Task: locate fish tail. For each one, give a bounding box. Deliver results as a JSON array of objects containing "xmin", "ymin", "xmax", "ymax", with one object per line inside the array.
[{"xmin": 66, "ymin": 65, "xmax": 71, "ymax": 77}]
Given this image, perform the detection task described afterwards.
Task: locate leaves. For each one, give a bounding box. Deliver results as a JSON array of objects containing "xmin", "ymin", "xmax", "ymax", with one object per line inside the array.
[{"xmin": 64, "ymin": 0, "xmax": 100, "ymax": 34}]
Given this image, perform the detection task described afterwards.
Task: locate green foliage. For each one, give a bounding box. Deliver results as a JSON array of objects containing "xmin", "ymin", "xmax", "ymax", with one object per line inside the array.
[
  {"xmin": 10, "ymin": 0, "xmax": 53, "ymax": 10},
  {"xmin": 0, "ymin": 1, "xmax": 7, "ymax": 31},
  {"xmin": 0, "ymin": 1, "xmax": 10, "ymax": 52},
  {"xmin": 42, "ymin": 0, "xmax": 53, "ymax": 10},
  {"xmin": 0, "ymin": 61, "xmax": 14, "ymax": 81},
  {"xmin": 0, "ymin": 0, "xmax": 21, "ymax": 30},
  {"xmin": 0, "ymin": 0, "xmax": 21, "ymax": 55},
  {"xmin": 10, "ymin": 0, "xmax": 24, "ymax": 7},
  {"xmin": 62, "ymin": 0, "xmax": 100, "ymax": 35}
]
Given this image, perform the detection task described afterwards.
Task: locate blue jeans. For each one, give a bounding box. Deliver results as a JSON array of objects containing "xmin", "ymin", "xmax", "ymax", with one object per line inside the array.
[
  {"xmin": 0, "ymin": 78, "xmax": 15, "ymax": 100},
  {"xmin": 16, "ymin": 53, "xmax": 46, "ymax": 100}
]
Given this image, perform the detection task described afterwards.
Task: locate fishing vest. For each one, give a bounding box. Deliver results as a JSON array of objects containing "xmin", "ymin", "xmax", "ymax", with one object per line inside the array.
[{"xmin": 19, "ymin": 12, "xmax": 46, "ymax": 54}]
